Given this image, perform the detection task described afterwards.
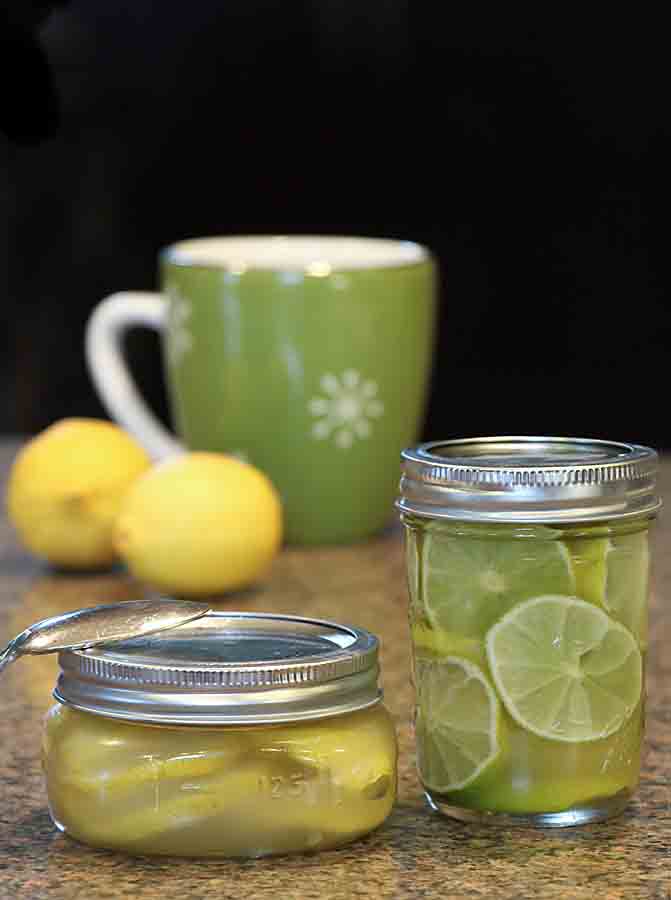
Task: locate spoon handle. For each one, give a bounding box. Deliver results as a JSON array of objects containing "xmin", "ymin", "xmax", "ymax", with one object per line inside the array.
[{"xmin": 0, "ymin": 642, "xmax": 19, "ymax": 675}]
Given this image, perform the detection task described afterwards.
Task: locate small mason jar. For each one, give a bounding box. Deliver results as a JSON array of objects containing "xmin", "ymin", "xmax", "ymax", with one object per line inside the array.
[
  {"xmin": 42, "ymin": 612, "xmax": 397, "ymax": 857},
  {"xmin": 397, "ymin": 437, "xmax": 660, "ymax": 827}
]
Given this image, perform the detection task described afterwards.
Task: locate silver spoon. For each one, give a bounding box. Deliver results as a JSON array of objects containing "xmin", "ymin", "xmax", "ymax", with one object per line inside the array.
[{"xmin": 0, "ymin": 598, "xmax": 211, "ymax": 675}]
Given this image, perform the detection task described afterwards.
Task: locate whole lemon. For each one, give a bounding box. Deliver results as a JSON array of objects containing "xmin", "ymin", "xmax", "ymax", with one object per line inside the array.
[
  {"xmin": 6, "ymin": 418, "xmax": 151, "ymax": 568},
  {"xmin": 114, "ymin": 452, "xmax": 283, "ymax": 596}
]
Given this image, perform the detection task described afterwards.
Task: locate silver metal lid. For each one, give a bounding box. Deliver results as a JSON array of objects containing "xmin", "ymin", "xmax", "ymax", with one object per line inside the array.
[
  {"xmin": 398, "ymin": 436, "xmax": 661, "ymax": 524},
  {"xmin": 54, "ymin": 612, "xmax": 381, "ymax": 725}
]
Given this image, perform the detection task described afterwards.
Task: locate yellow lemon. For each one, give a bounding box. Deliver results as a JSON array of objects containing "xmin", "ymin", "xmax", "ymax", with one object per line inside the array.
[
  {"xmin": 114, "ymin": 452, "xmax": 283, "ymax": 596},
  {"xmin": 6, "ymin": 418, "xmax": 150, "ymax": 568}
]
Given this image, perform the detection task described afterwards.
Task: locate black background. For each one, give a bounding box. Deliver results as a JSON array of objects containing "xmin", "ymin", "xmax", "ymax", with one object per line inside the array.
[{"xmin": 1, "ymin": 4, "xmax": 668, "ymax": 446}]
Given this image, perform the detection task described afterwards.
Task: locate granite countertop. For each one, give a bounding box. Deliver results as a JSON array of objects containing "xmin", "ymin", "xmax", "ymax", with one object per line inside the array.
[{"xmin": 0, "ymin": 440, "xmax": 670, "ymax": 900}]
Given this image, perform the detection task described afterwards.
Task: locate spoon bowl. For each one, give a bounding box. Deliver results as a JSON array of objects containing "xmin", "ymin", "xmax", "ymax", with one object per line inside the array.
[{"xmin": 0, "ymin": 598, "xmax": 211, "ymax": 675}]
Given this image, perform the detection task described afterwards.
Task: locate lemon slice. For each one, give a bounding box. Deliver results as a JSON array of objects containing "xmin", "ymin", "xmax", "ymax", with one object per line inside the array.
[
  {"xmin": 415, "ymin": 655, "xmax": 501, "ymax": 792},
  {"xmin": 422, "ymin": 531, "xmax": 575, "ymax": 638},
  {"xmin": 486, "ymin": 595, "xmax": 642, "ymax": 743}
]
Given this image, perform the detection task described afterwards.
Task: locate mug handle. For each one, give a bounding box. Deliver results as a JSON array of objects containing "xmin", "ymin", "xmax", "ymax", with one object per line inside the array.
[{"xmin": 85, "ymin": 291, "xmax": 185, "ymax": 460}]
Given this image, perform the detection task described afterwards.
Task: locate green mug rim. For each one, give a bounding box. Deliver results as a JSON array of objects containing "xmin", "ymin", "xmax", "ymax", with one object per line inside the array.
[{"xmin": 160, "ymin": 234, "xmax": 434, "ymax": 275}]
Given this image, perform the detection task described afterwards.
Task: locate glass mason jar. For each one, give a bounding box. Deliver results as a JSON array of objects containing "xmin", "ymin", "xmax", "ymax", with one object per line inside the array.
[
  {"xmin": 398, "ymin": 437, "xmax": 660, "ymax": 827},
  {"xmin": 42, "ymin": 612, "xmax": 397, "ymax": 857}
]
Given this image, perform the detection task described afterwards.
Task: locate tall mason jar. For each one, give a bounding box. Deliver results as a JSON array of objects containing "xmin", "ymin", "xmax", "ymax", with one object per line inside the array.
[{"xmin": 397, "ymin": 437, "xmax": 660, "ymax": 827}]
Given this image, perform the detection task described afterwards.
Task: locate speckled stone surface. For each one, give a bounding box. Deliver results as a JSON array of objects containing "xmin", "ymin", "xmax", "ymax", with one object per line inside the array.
[{"xmin": 0, "ymin": 441, "xmax": 670, "ymax": 899}]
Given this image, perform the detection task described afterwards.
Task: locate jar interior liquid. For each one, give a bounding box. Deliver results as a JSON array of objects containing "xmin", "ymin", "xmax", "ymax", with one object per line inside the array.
[
  {"xmin": 43, "ymin": 703, "xmax": 396, "ymax": 857},
  {"xmin": 404, "ymin": 515, "xmax": 652, "ymax": 826}
]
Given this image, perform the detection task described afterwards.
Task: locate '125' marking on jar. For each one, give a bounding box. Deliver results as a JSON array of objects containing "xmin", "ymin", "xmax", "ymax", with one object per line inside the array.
[{"xmin": 258, "ymin": 769, "xmax": 345, "ymax": 806}]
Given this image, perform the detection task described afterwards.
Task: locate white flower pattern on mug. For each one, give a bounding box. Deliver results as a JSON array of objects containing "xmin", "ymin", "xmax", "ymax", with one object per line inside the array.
[
  {"xmin": 309, "ymin": 370, "xmax": 384, "ymax": 449},
  {"xmin": 165, "ymin": 282, "xmax": 193, "ymax": 366}
]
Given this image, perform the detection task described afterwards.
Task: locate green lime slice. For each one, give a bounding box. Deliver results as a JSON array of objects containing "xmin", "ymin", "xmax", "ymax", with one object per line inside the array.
[
  {"xmin": 604, "ymin": 531, "xmax": 650, "ymax": 644},
  {"xmin": 449, "ymin": 775, "xmax": 630, "ymax": 814},
  {"xmin": 405, "ymin": 526, "xmax": 420, "ymax": 607},
  {"xmin": 566, "ymin": 531, "xmax": 649, "ymax": 644},
  {"xmin": 422, "ymin": 531, "xmax": 575, "ymax": 638},
  {"xmin": 411, "ymin": 622, "xmax": 486, "ymax": 669},
  {"xmin": 486, "ymin": 595, "xmax": 642, "ymax": 743},
  {"xmin": 566, "ymin": 536, "xmax": 612, "ymax": 606},
  {"xmin": 423, "ymin": 521, "xmax": 565, "ymax": 540},
  {"xmin": 415, "ymin": 655, "xmax": 501, "ymax": 792}
]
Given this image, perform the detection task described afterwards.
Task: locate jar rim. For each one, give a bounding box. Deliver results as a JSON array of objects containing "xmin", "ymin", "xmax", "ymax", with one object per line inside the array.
[
  {"xmin": 54, "ymin": 612, "xmax": 382, "ymax": 725},
  {"xmin": 398, "ymin": 436, "xmax": 662, "ymax": 524}
]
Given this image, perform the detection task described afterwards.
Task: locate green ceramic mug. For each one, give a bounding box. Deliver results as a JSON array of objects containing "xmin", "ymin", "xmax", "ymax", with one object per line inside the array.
[{"xmin": 86, "ymin": 236, "xmax": 436, "ymax": 544}]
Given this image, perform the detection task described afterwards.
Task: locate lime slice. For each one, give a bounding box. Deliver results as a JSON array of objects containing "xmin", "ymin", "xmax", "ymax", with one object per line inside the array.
[
  {"xmin": 604, "ymin": 531, "xmax": 650, "ymax": 644},
  {"xmin": 411, "ymin": 621, "xmax": 486, "ymax": 669},
  {"xmin": 566, "ymin": 531, "xmax": 650, "ymax": 644},
  {"xmin": 566, "ymin": 536, "xmax": 612, "ymax": 606},
  {"xmin": 486, "ymin": 595, "xmax": 642, "ymax": 743},
  {"xmin": 424, "ymin": 521, "xmax": 565, "ymax": 540},
  {"xmin": 415, "ymin": 655, "xmax": 501, "ymax": 792},
  {"xmin": 449, "ymin": 775, "xmax": 630, "ymax": 814},
  {"xmin": 422, "ymin": 531, "xmax": 575, "ymax": 638},
  {"xmin": 405, "ymin": 526, "xmax": 420, "ymax": 606}
]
